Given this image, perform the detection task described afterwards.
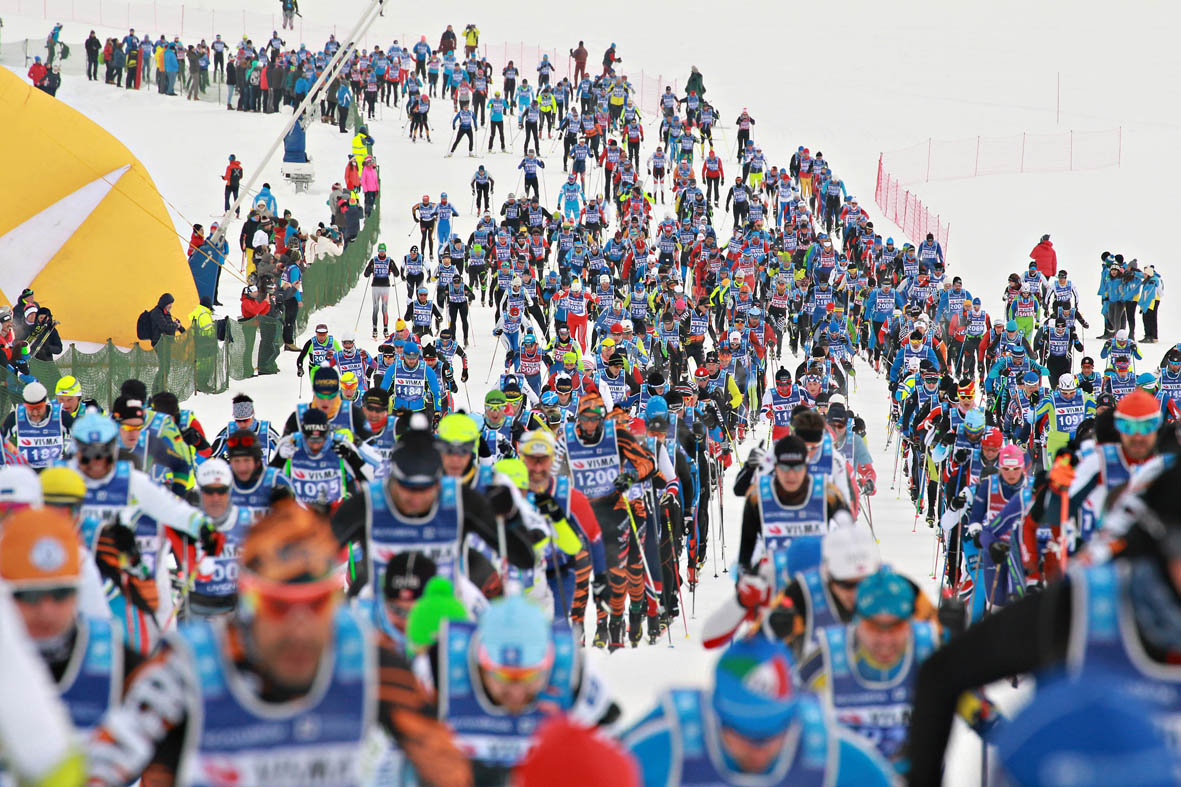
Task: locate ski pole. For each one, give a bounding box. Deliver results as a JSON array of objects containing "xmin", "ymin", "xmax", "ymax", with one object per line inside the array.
[
  {"xmin": 353, "ymin": 275, "xmax": 372, "ymax": 332},
  {"xmin": 621, "ymin": 495, "xmax": 664, "ymax": 621},
  {"xmin": 642, "ymin": 485, "xmax": 674, "ymax": 646}
]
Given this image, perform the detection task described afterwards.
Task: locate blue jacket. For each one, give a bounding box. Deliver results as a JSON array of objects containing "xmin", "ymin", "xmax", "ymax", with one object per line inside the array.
[
  {"xmin": 336, "ymin": 83, "xmax": 352, "ymax": 107},
  {"xmin": 164, "ymin": 48, "xmax": 179, "ymax": 74},
  {"xmin": 1139, "ymin": 273, "xmax": 1162, "ymax": 310},
  {"xmin": 256, "ymin": 186, "xmax": 278, "ymax": 217}
]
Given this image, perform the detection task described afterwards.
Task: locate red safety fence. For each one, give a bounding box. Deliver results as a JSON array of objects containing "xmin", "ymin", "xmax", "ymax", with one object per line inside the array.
[
  {"xmin": 880, "ymin": 127, "xmax": 1122, "ymax": 186},
  {"xmin": 874, "ymin": 157, "xmax": 951, "ymax": 254}
]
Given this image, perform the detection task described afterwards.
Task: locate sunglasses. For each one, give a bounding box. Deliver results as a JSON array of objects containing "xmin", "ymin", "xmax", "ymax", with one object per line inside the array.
[
  {"xmin": 776, "ymin": 461, "xmax": 807, "ymax": 472},
  {"xmin": 13, "ymin": 587, "xmax": 77, "ymax": 604},
  {"xmin": 119, "ymin": 421, "xmax": 144, "ymax": 431},
  {"xmin": 438, "ymin": 440, "xmax": 476, "ymax": 456},
  {"xmin": 1115, "ymin": 413, "xmax": 1162, "ymax": 436},
  {"xmin": 201, "ymin": 485, "xmax": 231, "ymax": 496},
  {"xmin": 77, "ymin": 444, "xmax": 113, "ymax": 464},
  {"xmin": 578, "ymin": 412, "xmax": 605, "ymax": 422},
  {"xmin": 227, "ymin": 431, "xmax": 258, "ymax": 449},
  {"xmin": 830, "ymin": 578, "xmax": 861, "ymax": 591}
]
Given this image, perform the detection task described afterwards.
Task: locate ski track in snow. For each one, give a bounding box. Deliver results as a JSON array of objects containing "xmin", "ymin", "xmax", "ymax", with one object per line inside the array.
[{"xmin": 6, "ymin": 3, "xmax": 1179, "ymax": 781}]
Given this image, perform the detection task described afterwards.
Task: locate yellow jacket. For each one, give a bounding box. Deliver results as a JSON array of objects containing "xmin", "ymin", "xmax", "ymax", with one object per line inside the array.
[
  {"xmin": 186, "ymin": 305, "xmax": 215, "ymax": 336},
  {"xmin": 464, "ymin": 26, "xmax": 480, "ymax": 46}
]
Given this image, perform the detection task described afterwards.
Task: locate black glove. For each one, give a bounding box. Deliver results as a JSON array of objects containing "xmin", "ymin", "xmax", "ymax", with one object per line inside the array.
[
  {"xmin": 952, "ymin": 448, "xmax": 970, "ymax": 465},
  {"xmin": 949, "ymin": 492, "xmax": 967, "ymax": 512},
  {"xmin": 449, "ymin": 379, "xmax": 458, "ymax": 393},
  {"xmin": 613, "ymin": 472, "xmax": 636, "ymax": 493},
  {"xmin": 592, "ymin": 575, "xmax": 609, "ymax": 603},
  {"xmin": 937, "ymin": 597, "xmax": 969, "ymax": 638},
  {"xmin": 940, "ymin": 431, "xmax": 956, "ymax": 447},
  {"xmin": 181, "ymin": 426, "xmax": 205, "ymax": 448},
  {"xmin": 487, "ymin": 484, "xmax": 517, "ymax": 517},
  {"xmin": 461, "ymin": 367, "xmax": 469, "ymax": 382},
  {"xmin": 988, "ymin": 540, "xmax": 1011, "ymax": 564},
  {"xmin": 889, "ymin": 380, "xmax": 898, "ymax": 394},
  {"xmin": 532, "ymin": 490, "xmax": 564, "ymax": 521},
  {"xmin": 297, "ymin": 365, "xmax": 304, "ymax": 377},
  {"xmin": 332, "ymin": 440, "xmax": 359, "ymax": 460},
  {"xmin": 767, "ymin": 601, "xmax": 800, "ymax": 640}
]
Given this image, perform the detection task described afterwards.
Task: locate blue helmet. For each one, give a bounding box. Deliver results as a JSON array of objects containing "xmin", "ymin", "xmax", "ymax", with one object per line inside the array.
[
  {"xmin": 540, "ymin": 391, "xmax": 559, "ymax": 406},
  {"xmin": 476, "ymin": 596, "xmax": 553, "ymax": 671}
]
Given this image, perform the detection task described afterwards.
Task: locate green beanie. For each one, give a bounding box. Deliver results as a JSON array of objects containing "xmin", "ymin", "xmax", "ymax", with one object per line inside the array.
[{"xmin": 405, "ymin": 576, "xmax": 468, "ymax": 651}]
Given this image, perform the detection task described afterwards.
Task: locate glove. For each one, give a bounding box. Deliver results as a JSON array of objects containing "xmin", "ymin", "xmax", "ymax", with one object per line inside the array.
[
  {"xmin": 532, "ymin": 491, "xmax": 564, "ymax": 521},
  {"xmin": 181, "ymin": 426, "xmax": 204, "ymax": 448},
  {"xmin": 461, "ymin": 367, "xmax": 469, "ymax": 383},
  {"xmin": 277, "ymin": 435, "xmax": 296, "ymax": 460},
  {"xmin": 487, "ymin": 484, "xmax": 517, "ymax": 517},
  {"xmin": 862, "ymin": 478, "xmax": 876, "ymax": 495},
  {"xmin": 949, "ymin": 493, "xmax": 967, "ymax": 512},
  {"xmin": 965, "ymin": 522, "xmax": 982, "ymax": 545},
  {"xmin": 767, "ymin": 599, "xmax": 800, "ymax": 639},
  {"xmin": 1048, "ymin": 455, "xmax": 1076, "ymax": 493},
  {"xmin": 937, "ymin": 597, "xmax": 969, "ymax": 637},
  {"xmin": 332, "ymin": 439, "xmax": 359, "ymax": 460},
  {"xmin": 296, "ymin": 365, "xmax": 304, "ymax": 377},
  {"xmin": 496, "ymin": 437, "xmax": 514, "ymax": 458},
  {"xmin": 613, "ymin": 472, "xmax": 636, "ymax": 493},
  {"xmin": 449, "ymin": 379, "xmax": 458, "ymax": 393},
  {"xmin": 493, "ymin": 328, "xmax": 503, "ymax": 336},
  {"xmin": 941, "ymin": 431, "xmax": 956, "ymax": 447},
  {"xmin": 744, "ymin": 447, "xmax": 764, "ymax": 469},
  {"xmin": 952, "ymin": 448, "xmax": 970, "ymax": 466},
  {"xmin": 199, "ymin": 519, "xmax": 226, "ymax": 557},
  {"xmin": 592, "ymin": 575, "xmax": 609, "ymax": 604},
  {"xmin": 736, "ymin": 569, "xmax": 771, "ymax": 611},
  {"xmin": 988, "ymin": 539, "xmax": 1011, "ymax": 564}
]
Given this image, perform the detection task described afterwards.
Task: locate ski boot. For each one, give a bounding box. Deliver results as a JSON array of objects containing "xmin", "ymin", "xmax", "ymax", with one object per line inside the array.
[
  {"xmin": 628, "ymin": 611, "xmax": 644, "ymax": 648},
  {"xmin": 372, "ymin": 327, "xmax": 379, "ymax": 340},
  {"xmin": 647, "ymin": 614, "xmax": 662, "ymax": 645},
  {"xmin": 608, "ymin": 615, "xmax": 626, "ymax": 652},
  {"xmin": 593, "ymin": 619, "xmax": 609, "ymax": 649}
]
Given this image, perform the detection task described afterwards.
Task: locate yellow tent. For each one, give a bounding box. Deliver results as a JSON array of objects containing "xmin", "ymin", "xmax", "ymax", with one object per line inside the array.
[{"xmin": 0, "ymin": 67, "xmax": 196, "ymax": 346}]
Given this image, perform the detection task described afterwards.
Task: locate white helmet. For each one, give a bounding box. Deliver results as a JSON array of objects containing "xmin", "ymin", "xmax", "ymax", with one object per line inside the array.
[
  {"xmin": 907, "ymin": 357, "xmax": 922, "ymax": 372},
  {"xmin": 621, "ymin": 319, "xmax": 634, "ymax": 332},
  {"xmin": 1058, "ymin": 373, "xmax": 1077, "ymax": 391},
  {"xmin": 0, "ymin": 466, "xmax": 41, "ymax": 509},
  {"xmin": 600, "ymin": 274, "xmax": 610, "ymax": 284},
  {"xmin": 728, "ymin": 330, "xmax": 742, "ymax": 343},
  {"xmin": 341, "ymin": 331, "xmax": 356, "ymax": 343},
  {"xmin": 822, "ymin": 526, "xmax": 881, "ymax": 581},
  {"xmin": 571, "ymin": 279, "xmax": 583, "ymax": 291},
  {"xmin": 196, "ymin": 458, "xmax": 233, "ymax": 488},
  {"xmin": 511, "ymin": 276, "xmax": 522, "ymax": 288},
  {"xmin": 1115, "ymin": 328, "xmax": 1129, "ymax": 342}
]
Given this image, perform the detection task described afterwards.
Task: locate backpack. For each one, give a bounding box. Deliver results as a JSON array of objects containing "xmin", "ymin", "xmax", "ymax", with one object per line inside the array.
[{"xmin": 136, "ymin": 310, "xmax": 153, "ymax": 341}]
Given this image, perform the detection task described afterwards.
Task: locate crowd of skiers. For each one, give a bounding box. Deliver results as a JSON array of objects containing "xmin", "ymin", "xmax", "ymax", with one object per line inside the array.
[{"xmin": 5, "ymin": 16, "xmax": 1180, "ymax": 787}]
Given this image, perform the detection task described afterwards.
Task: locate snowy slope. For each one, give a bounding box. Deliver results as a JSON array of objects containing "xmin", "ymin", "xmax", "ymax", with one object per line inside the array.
[{"xmin": 5, "ymin": 2, "xmax": 1176, "ymax": 782}]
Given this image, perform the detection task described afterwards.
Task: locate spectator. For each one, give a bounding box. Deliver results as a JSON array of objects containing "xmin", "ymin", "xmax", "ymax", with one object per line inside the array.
[
  {"xmin": 438, "ymin": 25, "xmax": 457, "ymax": 55},
  {"xmin": 278, "ymin": 255, "xmax": 302, "ymax": 351},
  {"xmin": 185, "ymin": 46, "xmax": 201, "ymax": 100},
  {"xmin": 569, "ymin": 41, "xmax": 588, "ymax": 84},
  {"xmin": 147, "ymin": 293, "xmax": 186, "ymax": 347},
  {"xmin": 17, "ymin": 306, "xmax": 39, "ymax": 343},
  {"xmin": 35, "ymin": 64, "xmax": 61, "ymax": 96},
  {"xmin": 361, "ymin": 156, "xmax": 380, "ymax": 217},
  {"xmin": 307, "ymin": 224, "xmax": 343, "ymax": 262},
  {"xmin": 27, "ymin": 57, "xmax": 47, "ymax": 88},
  {"xmin": 328, "ymin": 182, "xmax": 347, "ymax": 227},
  {"xmin": 26, "ymin": 307, "xmax": 61, "ymax": 361},
  {"xmin": 462, "ymin": 24, "xmax": 480, "ymax": 57},
  {"xmin": 256, "ymin": 182, "xmax": 278, "ymax": 216},
  {"xmin": 85, "ymin": 31, "xmax": 100, "ymax": 80},
  {"xmin": 14, "ymin": 290, "xmax": 37, "ymax": 319},
  {"xmin": 1030, "ymin": 233, "xmax": 1057, "ymax": 277},
  {"xmin": 601, "ymin": 42, "xmax": 620, "ymax": 76},
  {"xmin": 335, "ymin": 81, "xmax": 352, "ymax": 133},
  {"xmin": 187, "ymin": 223, "xmax": 205, "ymax": 257},
  {"xmin": 163, "ymin": 44, "xmax": 179, "ymax": 95},
  {"xmin": 342, "ymin": 193, "xmax": 363, "ymax": 248},
  {"xmin": 223, "ymin": 154, "xmax": 243, "ymax": 215},
  {"xmin": 344, "ymin": 155, "xmax": 361, "ymax": 194},
  {"xmin": 225, "ymin": 59, "xmax": 237, "ymax": 109},
  {"xmin": 240, "ymin": 280, "xmax": 273, "ymax": 320},
  {"xmin": 685, "ymin": 64, "xmax": 706, "ymax": 97},
  {"xmin": 112, "ymin": 42, "xmax": 126, "ymax": 87},
  {"xmin": 1139, "ymin": 264, "xmax": 1162, "ymax": 344}
]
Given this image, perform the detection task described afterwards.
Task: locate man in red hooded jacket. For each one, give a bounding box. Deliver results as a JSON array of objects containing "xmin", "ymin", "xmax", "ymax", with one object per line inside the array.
[{"xmin": 1030, "ymin": 233, "xmax": 1057, "ymax": 277}]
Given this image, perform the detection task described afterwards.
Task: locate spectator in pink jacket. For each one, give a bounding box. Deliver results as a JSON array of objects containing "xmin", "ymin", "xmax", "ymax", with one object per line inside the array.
[
  {"xmin": 1030, "ymin": 233, "xmax": 1057, "ymax": 277},
  {"xmin": 361, "ymin": 156, "xmax": 380, "ymax": 217}
]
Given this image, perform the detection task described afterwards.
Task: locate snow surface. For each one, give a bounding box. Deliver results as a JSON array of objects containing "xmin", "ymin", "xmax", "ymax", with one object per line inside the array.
[{"xmin": 5, "ymin": 1, "xmax": 1178, "ymax": 782}]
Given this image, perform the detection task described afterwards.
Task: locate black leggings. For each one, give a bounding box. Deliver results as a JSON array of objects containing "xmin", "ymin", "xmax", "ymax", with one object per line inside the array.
[
  {"xmin": 450, "ymin": 127, "xmax": 474, "ymax": 153},
  {"xmin": 448, "ymin": 302, "xmax": 471, "ymax": 341},
  {"xmin": 418, "ymin": 221, "xmax": 435, "ymax": 256}
]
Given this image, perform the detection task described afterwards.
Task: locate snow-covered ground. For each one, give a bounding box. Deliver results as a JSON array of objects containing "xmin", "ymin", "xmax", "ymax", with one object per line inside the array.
[{"xmin": 4, "ymin": 1, "xmax": 1178, "ymax": 782}]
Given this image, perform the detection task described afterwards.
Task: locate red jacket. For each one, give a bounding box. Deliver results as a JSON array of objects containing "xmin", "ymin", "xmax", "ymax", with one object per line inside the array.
[
  {"xmin": 223, "ymin": 161, "xmax": 243, "ymax": 184},
  {"xmin": 1030, "ymin": 240, "xmax": 1057, "ymax": 277},
  {"xmin": 240, "ymin": 293, "xmax": 272, "ymax": 319},
  {"xmin": 27, "ymin": 62, "xmax": 47, "ymax": 85}
]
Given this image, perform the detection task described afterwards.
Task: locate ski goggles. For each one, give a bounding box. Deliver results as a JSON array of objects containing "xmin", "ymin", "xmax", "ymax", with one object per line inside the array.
[
  {"xmin": 240, "ymin": 574, "xmax": 340, "ymax": 619},
  {"xmin": 437, "ymin": 439, "xmax": 476, "ymax": 456},
  {"xmin": 12, "ymin": 586, "xmax": 77, "ymax": 605},
  {"xmin": 76, "ymin": 443, "xmax": 114, "ymax": 464},
  {"xmin": 200, "ymin": 485, "xmax": 231, "ymax": 496},
  {"xmin": 478, "ymin": 647, "xmax": 554, "ymax": 684},
  {"xmin": 226, "ymin": 431, "xmax": 258, "ymax": 449},
  {"xmin": 1115, "ymin": 411, "xmax": 1163, "ymax": 436}
]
